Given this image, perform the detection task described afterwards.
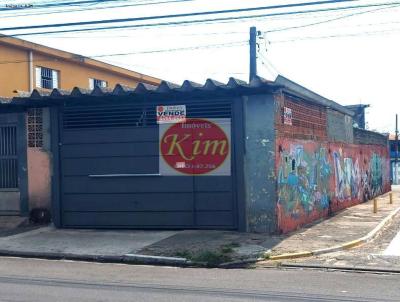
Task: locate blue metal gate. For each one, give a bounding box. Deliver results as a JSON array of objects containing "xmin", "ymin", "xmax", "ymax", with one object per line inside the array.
[{"xmin": 59, "ymin": 99, "xmax": 237, "ymax": 229}]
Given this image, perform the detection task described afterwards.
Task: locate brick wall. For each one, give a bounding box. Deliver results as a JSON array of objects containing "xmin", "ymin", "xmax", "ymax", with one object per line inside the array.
[{"xmin": 275, "ymin": 92, "xmax": 327, "ymax": 141}]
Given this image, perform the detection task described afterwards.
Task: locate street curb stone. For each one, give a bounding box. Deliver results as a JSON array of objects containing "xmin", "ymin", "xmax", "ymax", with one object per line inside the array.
[
  {"xmin": 218, "ymin": 258, "xmax": 261, "ymax": 268},
  {"xmin": 278, "ymin": 262, "xmax": 400, "ymax": 274},
  {"xmin": 0, "ymin": 250, "xmax": 124, "ymax": 263},
  {"xmin": 0, "ymin": 250, "xmax": 194, "ymax": 267},
  {"xmin": 123, "ymin": 254, "xmax": 189, "ymax": 265}
]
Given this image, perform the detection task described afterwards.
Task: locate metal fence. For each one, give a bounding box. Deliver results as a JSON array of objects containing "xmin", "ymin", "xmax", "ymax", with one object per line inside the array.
[{"xmin": 0, "ymin": 126, "xmax": 18, "ymax": 189}]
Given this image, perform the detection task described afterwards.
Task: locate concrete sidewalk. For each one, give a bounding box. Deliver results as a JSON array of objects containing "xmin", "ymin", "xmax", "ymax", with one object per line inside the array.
[
  {"xmin": 260, "ymin": 186, "xmax": 400, "ymax": 263},
  {"xmin": 0, "ymin": 228, "xmax": 178, "ymax": 256},
  {"xmin": 0, "ymin": 187, "xmax": 398, "ymax": 268}
]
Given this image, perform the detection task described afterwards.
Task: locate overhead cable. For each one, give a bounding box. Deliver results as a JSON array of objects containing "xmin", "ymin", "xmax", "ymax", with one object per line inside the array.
[
  {"xmin": 7, "ymin": 2, "xmax": 400, "ymax": 37},
  {"xmin": 0, "ymin": 0, "xmax": 358, "ymax": 32}
]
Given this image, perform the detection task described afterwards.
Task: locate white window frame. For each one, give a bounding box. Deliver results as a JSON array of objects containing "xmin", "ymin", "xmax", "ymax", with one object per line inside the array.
[
  {"xmin": 35, "ymin": 66, "xmax": 59, "ymax": 89},
  {"xmin": 89, "ymin": 78, "xmax": 107, "ymax": 89}
]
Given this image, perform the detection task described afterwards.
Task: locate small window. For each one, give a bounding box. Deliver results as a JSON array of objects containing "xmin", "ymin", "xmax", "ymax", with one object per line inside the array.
[
  {"xmin": 89, "ymin": 78, "xmax": 107, "ymax": 89},
  {"xmin": 35, "ymin": 67, "xmax": 59, "ymax": 89},
  {"xmin": 27, "ymin": 108, "xmax": 43, "ymax": 148}
]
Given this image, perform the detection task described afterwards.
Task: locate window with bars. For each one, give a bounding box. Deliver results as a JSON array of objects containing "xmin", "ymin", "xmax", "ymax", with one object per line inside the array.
[
  {"xmin": 27, "ymin": 108, "xmax": 43, "ymax": 148},
  {"xmin": 35, "ymin": 66, "xmax": 59, "ymax": 89},
  {"xmin": 0, "ymin": 126, "xmax": 18, "ymax": 189},
  {"xmin": 89, "ymin": 78, "xmax": 107, "ymax": 89}
]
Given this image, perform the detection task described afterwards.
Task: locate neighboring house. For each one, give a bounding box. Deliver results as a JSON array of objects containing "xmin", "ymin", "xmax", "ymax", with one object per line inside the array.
[
  {"xmin": 0, "ymin": 35, "xmax": 161, "ymax": 97},
  {"xmin": 0, "ymin": 75, "xmax": 390, "ymax": 233},
  {"xmin": 0, "ymin": 35, "xmax": 161, "ymax": 217},
  {"xmin": 389, "ymin": 134, "xmax": 400, "ymax": 184},
  {"xmin": 345, "ymin": 104, "xmax": 370, "ymax": 129}
]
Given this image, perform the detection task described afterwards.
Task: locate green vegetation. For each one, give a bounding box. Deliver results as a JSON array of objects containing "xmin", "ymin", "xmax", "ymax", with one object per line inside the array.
[{"xmin": 175, "ymin": 242, "xmax": 240, "ymax": 267}]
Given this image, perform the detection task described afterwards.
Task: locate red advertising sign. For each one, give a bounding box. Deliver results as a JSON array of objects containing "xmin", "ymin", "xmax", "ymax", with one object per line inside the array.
[{"xmin": 159, "ymin": 118, "xmax": 231, "ymax": 176}]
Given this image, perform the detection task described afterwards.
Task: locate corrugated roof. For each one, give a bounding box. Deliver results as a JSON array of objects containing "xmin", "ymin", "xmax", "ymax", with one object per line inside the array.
[
  {"xmin": 5, "ymin": 77, "xmax": 277, "ymax": 106},
  {"xmin": 275, "ymin": 75, "xmax": 354, "ymax": 116},
  {"xmin": 1, "ymin": 76, "xmax": 355, "ymax": 118}
]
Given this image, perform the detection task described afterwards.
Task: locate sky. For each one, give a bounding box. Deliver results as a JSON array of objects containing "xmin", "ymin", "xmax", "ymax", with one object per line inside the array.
[{"xmin": 0, "ymin": 0, "xmax": 399, "ymax": 133}]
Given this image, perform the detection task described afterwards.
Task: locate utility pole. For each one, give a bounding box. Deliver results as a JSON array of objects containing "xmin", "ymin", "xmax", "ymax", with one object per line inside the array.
[
  {"xmin": 249, "ymin": 26, "xmax": 257, "ymax": 82},
  {"xmin": 395, "ymin": 114, "xmax": 399, "ymax": 184}
]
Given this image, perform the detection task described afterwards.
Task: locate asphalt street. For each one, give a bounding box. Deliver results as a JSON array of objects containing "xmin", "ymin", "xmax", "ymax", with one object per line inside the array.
[
  {"xmin": 384, "ymin": 228, "xmax": 400, "ymax": 256},
  {"xmin": 0, "ymin": 257, "xmax": 399, "ymax": 301}
]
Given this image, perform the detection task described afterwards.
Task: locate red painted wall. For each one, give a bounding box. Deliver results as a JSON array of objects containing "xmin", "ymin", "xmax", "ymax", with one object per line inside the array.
[{"xmin": 276, "ymin": 138, "xmax": 390, "ymax": 233}]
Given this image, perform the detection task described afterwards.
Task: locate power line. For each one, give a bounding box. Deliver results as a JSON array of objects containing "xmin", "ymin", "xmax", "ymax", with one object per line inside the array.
[
  {"xmin": 7, "ymin": 1, "xmax": 400, "ymax": 37},
  {"xmin": 271, "ymin": 27, "xmax": 400, "ymax": 42},
  {"xmin": 257, "ymin": 51, "xmax": 280, "ymax": 76},
  {"xmin": 265, "ymin": 3, "xmax": 400, "ymax": 33},
  {"xmin": 30, "ymin": 30, "xmax": 246, "ymax": 39},
  {"xmin": 25, "ymin": 3, "xmax": 400, "ymax": 40},
  {"xmin": 0, "ymin": 0, "xmax": 127, "ymax": 12},
  {"xmin": 92, "ymin": 40, "xmax": 247, "ymax": 56},
  {"xmin": 0, "ymin": 0, "xmax": 193, "ymax": 19},
  {"xmin": 0, "ymin": 40, "xmax": 247, "ymax": 65},
  {"xmin": 0, "ymin": 0, "xmax": 358, "ymax": 32}
]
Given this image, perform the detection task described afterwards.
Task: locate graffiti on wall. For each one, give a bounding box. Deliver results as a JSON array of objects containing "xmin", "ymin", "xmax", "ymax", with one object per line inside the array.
[
  {"xmin": 277, "ymin": 145, "xmax": 331, "ymax": 218},
  {"xmin": 370, "ymin": 153, "xmax": 384, "ymax": 196},
  {"xmin": 332, "ymin": 150, "xmax": 361, "ymax": 201},
  {"xmin": 277, "ymin": 140, "xmax": 389, "ymax": 232},
  {"xmin": 332, "ymin": 150, "xmax": 384, "ymax": 203}
]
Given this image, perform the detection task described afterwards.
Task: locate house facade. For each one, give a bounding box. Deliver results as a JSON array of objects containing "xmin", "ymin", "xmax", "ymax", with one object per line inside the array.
[
  {"xmin": 345, "ymin": 104, "xmax": 369, "ymax": 129},
  {"xmin": 0, "ymin": 35, "xmax": 161, "ymax": 216},
  {"xmin": 0, "ymin": 76, "xmax": 391, "ymax": 233},
  {"xmin": 0, "ymin": 35, "xmax": 161, "ymax": 97},
  {"xmin": 389, "ymin": 134, "xmax": 399, "ymax": 184}
]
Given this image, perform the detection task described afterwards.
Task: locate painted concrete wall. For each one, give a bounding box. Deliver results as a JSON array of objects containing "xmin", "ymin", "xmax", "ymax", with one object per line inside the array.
[
  {"xmin": 243, "ymin": 94, "xmax": 277, "ymax": 233},
  {"xmin": 354, "ymin": 128, "xmax": 388, "ymax": 146},
  {"xmin": 27, "ymin": 108, "xmax": 52, "ymax": 210},
  {"xmin": 0, "ymin": 42, "xmax": 161, "ymax": 97},
  {"xmin": 327, "ymin": 109, "xmax": 353, "ymax": 143},
  {"xmin": 276, "ymin": 138, "xmax": 390, "ymax": 233},
  {"xmin": 0, "ymin": 44, "xmax": 30, "ymax": 97}
]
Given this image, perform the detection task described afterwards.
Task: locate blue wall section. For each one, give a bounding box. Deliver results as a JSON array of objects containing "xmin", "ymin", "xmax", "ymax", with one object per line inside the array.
[{"xmin": 243, "ymin": 94, "xmax": 277, "ymax": 233}]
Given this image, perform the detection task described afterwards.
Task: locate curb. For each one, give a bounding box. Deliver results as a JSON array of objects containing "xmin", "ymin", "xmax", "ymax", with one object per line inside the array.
[
  {"xmin": 124, "ymin": 254, "xmax": 189, "ymax": 266},
  {"xmin": 0, "ymin": 250, "xmax": 192, "ymax": 267},
  {"xmin": 0, "ymin": 248, "xmax": 262, "ymax": 268},
  {"xmin": 0, "ymin": 249, "xmax": 258, "ymax": 268},
  {"xmin": 266, "ymin": 202, "xmax": 400, "ymax": 261},
  {"xmin": 218, "ymin": 258, "xmax": 261, "ymax": 268},
  {"xmin": 266, "ymin": 251, "xmax": 313, "ymax": 261},
  {"xmin": 0, "ymin": 250, "xmax": 123, "ymax": 263},
  {"xmin": 278, "ymin": 262, "xmax": 400, "ymax": 274}
]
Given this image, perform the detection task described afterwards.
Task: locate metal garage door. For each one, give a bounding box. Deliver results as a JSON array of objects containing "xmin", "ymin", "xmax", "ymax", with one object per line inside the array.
[{"xmin": 59, "ymin": 99, "xmax": 237, "ymax": 229}]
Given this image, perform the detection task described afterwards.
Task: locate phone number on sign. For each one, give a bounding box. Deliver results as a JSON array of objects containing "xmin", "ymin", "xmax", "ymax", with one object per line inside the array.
[{"xmin": 175, "ymin": 163, "xmax": 217, "ymax": 169}]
